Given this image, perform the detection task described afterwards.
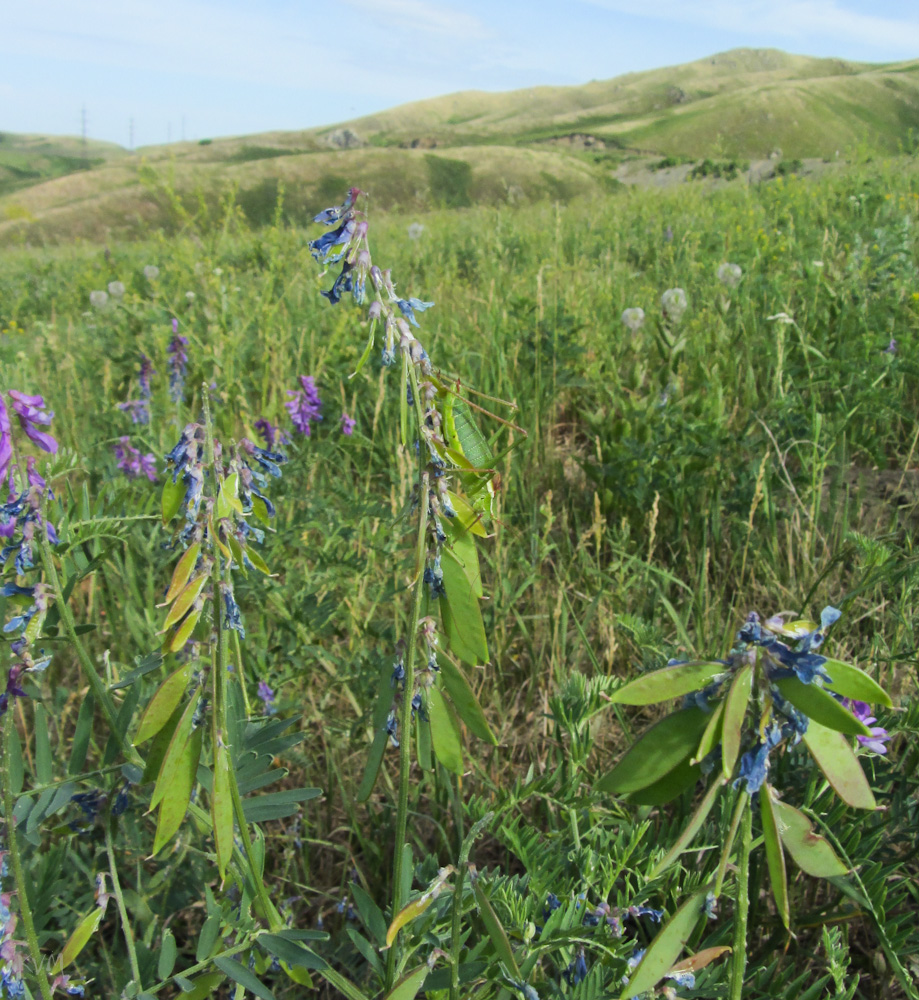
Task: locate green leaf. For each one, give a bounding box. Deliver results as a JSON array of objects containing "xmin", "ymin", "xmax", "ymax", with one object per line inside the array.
[
  {"xmin": 472, "ymin": 880, "xmax": 519, "ymax": 978},
  {"xmin": 386, "ymin": 886, "xmax": 451, "ymax": 949},
  {"xmin": 242, "ymin": 787, "xmax": 321, "ymax": 823},
  {"xmin": 803, "ymin": 719, "xmax": 876, "ymax": 810},
  {"xmin": 440, "ymin": 548, "xmax": 488, "ymax": 666},
  {"xmin": 692, "ymin": 699, "xmax": 725, "ymax": 765},
  {"xmin": 722, "ymin": 663, "xmax": 753, "ymax": 778},
  {"xmin": 596, "ymin": 707, "xmax": 709, "ymax": 794},
  {"xmin": 627, "ymin": 757, "xmax": 702, "ymax": 806},
  {"xmin": 34, "ymin": 703, "xmax": 53, "ymax": 784},
  {"xmin": 651, "ymin": 776, "xmax": 726, "ymax": 876},
  {"xmin": 773, "ymin": 678, "xmax": 871, "ymax": 736},
  {"xmin": 162, "ymin": 574, "xmax": 208, "ymax": 631},
  {"xmin": 158, "ymin": 931, "xmax": 178, "ymax": 980},
  {"xmin": 822, "ymin": 658, "xmax": 892, "ymax": 707},
  {"xmin": 165, "ymin": 607, "xmax": 203, "ymax": 654},
  {"xmin": 351, "ymin": 883, "xmax": 388, "ymax": 948},
  {"xmin": 428, "ymin": 685, "xmax": 464, "ymax": 775},
  {"xmin": 111, "ymin": 650, "xmax": 164, "ymax": 690},
  {"xmin": 447, "ymin": 491, "xmax": 487, "ymax": 537},
  {"xmin": 759, "ymin": 784, "xmax": 789, "ymax": 930},
  {"xmin": 252, "ymin": 494, "xmax": 272, "ymax": 525},
  {"xmin": 258, "ymin": 932, "xmax": 327, "ymax": 971},
  {"xmin": 68, "ymin": 694, "xmax": 94, "ymax": 776},
  {"xmin": 56, "ymin": 907, "xmax": 105, "ymax": 971},
  {"xmin": 216, "ymin": 473, "xmax": 242, "ymax": 520},
  {"xmin": 151, "ymin": 691, "xmax": 201, "ymax": 808},
  {"xmin": 350, "ymin": 316, "xmax": 377, "ymax": 378},
  {"xmin": 443, "ymin": 517, "xmax": 483, "ymax": 597},
  {"xmin": 416, "ymin": 715, "xmax": 433, "ymax": 771},
  {"xmin": 212, "ymin": 742, "xmax": 234, "ymax": 878},
  {"xmin": 771, "ymin": 797, "xmax": 848, "ymax": 878},
  {"xmin": 383, "ymin": 964, "xmax": 428, "ymax": 1000},
  {"xmin": 611, "ymin": 661, "xmax": 727, "ymax": 706},
  {"xmin": 246, "ymin": 547, "xmax": 273, "ymax": 577},
  {"xmin": 619, "ymin": 886, "xmax": 709, "ymax": 999},
  {"xmin": 173, "ymin": 974, "xmax": 224, "ymax": 1000},
  {"xmin": 162, "ymin": 477, "xmax": 185, "ymax": 525},
  {"xmin": 153, "ymin": 727, "xmax": 203, "ymax": 854},
  {"xmin": 135, "ymin": 664, "xmax": 192, "ymax": 745},
  {"xmin": 421, "ymin": 963, "xmax": 488, "ymax": 992},
  {"xmin": 213, "ymin": 957, "xmax": 275, "ymax": 1000},
  {"xmin": 196, "ymin": 915, "xmax": 222, "ymax": 963},
  {"xmin": 439, "ymin": 657, "xmax": 497, "ymax": 745},
  {"xmin": 164, "ymin": 543, "xmax": 202, "ymax": 604},
  {"xmin": 7, "ymin": 725, "xmax": 23, "ymax": 795},
  {"xmin": 356, "ymin": 727, "xmax": 388, "ymax": 803}
]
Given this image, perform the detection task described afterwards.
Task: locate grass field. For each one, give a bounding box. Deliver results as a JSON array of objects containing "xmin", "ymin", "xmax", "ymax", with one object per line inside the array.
[{"xmin": 1, "ymin": 151, "xmax": 918, "ymax": 999}]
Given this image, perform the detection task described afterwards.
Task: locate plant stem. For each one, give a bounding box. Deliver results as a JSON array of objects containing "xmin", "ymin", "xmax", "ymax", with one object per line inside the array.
[
  {"xmin": 2, "ymin": 710, "xmax": 55, "ymax": 1000},
  {"xmin": 714, "ymin": 791, "xmax": 747, "ymax": 898},
  {"xmin": 729, "ymin": 803, "xmax": 752, "ymax": 1000},
  {"xmin": 104, "ymin": 814, "xmax": 142, "ymax": 986}
]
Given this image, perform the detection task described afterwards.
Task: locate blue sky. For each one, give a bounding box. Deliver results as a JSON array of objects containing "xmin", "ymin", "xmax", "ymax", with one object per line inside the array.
[{"xmin": 3, "ymin": 0, "xmax": 919, "ymax": 148}]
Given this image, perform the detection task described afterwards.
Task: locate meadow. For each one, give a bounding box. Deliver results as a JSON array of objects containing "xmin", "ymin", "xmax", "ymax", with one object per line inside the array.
[{"xmin": 1, "ymin": 154, "xmax": 918, "ymax": 1000}]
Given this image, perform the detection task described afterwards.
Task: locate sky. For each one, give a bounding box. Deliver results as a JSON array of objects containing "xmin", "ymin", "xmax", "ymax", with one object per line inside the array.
[{"xmin": 3, "ymin": 0, "xmax": 919, "ymax": 148}]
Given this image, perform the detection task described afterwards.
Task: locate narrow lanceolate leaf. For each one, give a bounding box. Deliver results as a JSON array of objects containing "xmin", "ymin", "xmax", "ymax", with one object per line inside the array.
[
  {"xmin": 350, "ymin": 315, "xmax": 377, "ymax": 379},
  {"xmin": 166, "ymin": 607, "xmax": 203, "ymax": 654},
  {"xmin": 447, "ymin": 491, "xmax": 487, "ymax": 537},
  {"xmin": 620, "ymin": 886, "xmax": 709, "ymax": 999},
  {"xmin": 667, "ymin": 946, "xmax": 732, "ymax": 976},
  {"xmin": 383, "ymin": 964, "xmax": 429, "ymax": 1000},
  {"xmin": 162, "ymin": 574, "xmax": 209, "ymax": 631},
  {"xmin": 153, "ymin": 727, "xmax": 203, "ymax": 855},
  {"xmin": 158, "ymin": 930, "xmax": 178, "ymax": 980},
  {"xmin": 34, "ymin": 704, "xmax": 53, "ymax": 784},
  {"xmin": 596, "ymin": 707, "xmax": 709, "ymax": 795},
  {"xmin": 162, "ymin": 477, "xmax": 184, "ymax": 525},
  {"xmin": 803, "ymin": 720, "xmax": 876, "ymax": 810},
  {"xmin": 692, "ymin": 699, "xmax": 725, "ymax": 765},
  {"xmin": 163, "ymin": 543, "xmax": 201, "ymax": 604},
  {"xmin": 628, "ymin": 757, "xmax": 701, "ymax": 806},
  {"xmin": 246, "ymin": 547, "xmax": 273, "ymax": 577},
  {"xmin": 651, "ymin": 776, "xmax": 727, "ymax": 876},
  {"xmin": 759, "ymin": 784, "xmax": 789, "ymax": 929},
  {"xmin": 773, "ymin": 678, "xmax": 871, "ymax": 737},
  {"xmin": 212, "ymin": 742, "xmax": 234, "ymax": 878},
  {"xmin": 416, "ymin": 715, "xmax": 433, "ymax": 771},
  {"xmin": 213, "ymin": 957, "xmax": 275, "ymax": 1000},
  {"xmin": 55, "ymin": 906, "xmax": 105, "ymax": 971},
  {"xmin": 472, "ymin": 880, "xmax": 520, "ymax": 979},
  {"xmin": 135, "ymin": 664, "xmax": 192, "ymax": 744},
  {"xmin": 439, "ymin": 657, "xmax": 497, "ymax": 745},
  {"xmin": 151, "ymin": 691, "xmax": 201, "ymax": 808},
  {"xmin": 444, "ymin": 518, "xmax": 483, "ymax": 596},
  {"xmin": 357, "ymin": 662, "xmax": 395, "ymax": 803},
  {"xmin": 822, "ymin": 658, "xmax": 893, "ymax": 707},
  {"xmin": 440, "ymin": 549, "xmax": 488, "ymax": 666},
  {"xmin": 386, "ymin": 884, "xmax": 453, "ymax": 949},
  {"xmin": 722, "ymin": 663, "xmax": 753, "ymax": 778},
  {"xmin": 216, "ymin": 472, "xmax": 243, "ymax": 520},
  {"xmin": 258, "ymin": 933, "xmax": 328, "ymax": 971},
  {"xmin": 771, "ymin": 798, "xmax": 848, "ymax": 878},
  {"xmin": 428, "ymin": 685, "xmax": 464, "ymax": 775},
  {"xmin": 611, "ymin": 662, "xmax": 727, "ymax": 706}
]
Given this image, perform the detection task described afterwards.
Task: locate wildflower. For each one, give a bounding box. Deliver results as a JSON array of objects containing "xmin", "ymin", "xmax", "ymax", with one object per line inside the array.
[
  {"xmin": 285, "ymin": 376, "xmax": 323, "ymax": 436},
  {"xmin": 167, "ymin": 319, "xmax": 189, "ymax": 403},
  {"xmin": 186, "ymin": 291, "xmax": 196, "ymax": 302},
  {"xmin": 310, "ymin": 220, "xmax": 356, "ymax": 263},
  {"xmin": 664, "ymin": 225, "xmax": 674, "ymax": 242},
  {"xmin": 843, "ymin": 700, "xmax": 890, "ymax": 754},
  {"xmin": 661, "ymin": 287, "xmax": 688, "ymax": 324},
  {"xmin": 321, "ymin": 261, "xmax": 353, "ymax": 303},
  {"xmin": 89, "ymin": 290, "xmax": 108, "ymax": 309},
  {"xmin": 407, "ymin": 222, "xmax": 424, "ymax": 240},
  {"xmin": 563, "ymin": 950, "xmax": 588, "ymax": 985},
  {"xmin": 385, "ymin": 711, "xmax": 399, "ymax": 748},
  {"xmin": 620, "ymin": 307, "xmax": 645, "ymax": 332},
  {"xmin": 883, "ymin": 337, "xmax": 898, "ymax": 355},
  {"xmin": 221, "ymin": 584, "xmax": 245, "ymax": 639},
  {"xmin": 396, "ymin": 298, "xmax": 435, "ymax": 328},
  {"xmin": 253, "ymin": 419, "xmax": 290, "ymax": 451},
  {"xmin": 138, "ymin": 354, "xmax": 155, "ymax": 400},
  {"xmin": 112, "ymin": 437, "xmax": 156, "ymax": 480},
  {"xmin": 313, "ymin": 187, "xmax": 361, "ymax": 226},
  {"xmin": 117, "ymin": 399, "xmax": 150, "ymax": 426},
  {"xmin": 257, "ymin": 680, "xmax": 277, "ymax": 715},
  {"xmin": 0, "ymin": 398, "xmax": 11, "ymax": 487},
  {"xmin": 143, "ymin": 265, "xmax": 160, "ymax": 280},
  {"xmin": 717, "ymin": 262, "xmax": 742, "ymax": 288},
  {"xmin": 107, "ymin": 280, "xmax": 126, "ymax": 298},
  {"xmin": 340, "ymin": 413, "xmax": 356, "ymax": 436},
  {"xmin": 8, "ymin": 391, "xmax": 58, "ymax": 455}
]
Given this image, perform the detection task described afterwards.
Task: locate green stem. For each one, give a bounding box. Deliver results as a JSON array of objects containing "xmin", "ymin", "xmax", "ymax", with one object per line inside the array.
[
  {"xmin": 729, "ymin": 803, "xmax": 752, "ymax": 1000},
  {"xmin": 38, "ymin": 538, "xmax": 143, "ymax": 768},
  {"xmin": 386, "ymin": 366, "xmax": 432, "ymax": 991},
  {"xmin": 104, "ymin": 814, "xmax": 142, "ymax": 986},
  {"xmin": 714, "ymin": 792, "xmax": 747, "ymax": 898},
  {"xmin": 143, "ymin": 939, "xmax": 253, "ymax": 995},
  {"xmin": 3, "ymin": 710, "xmax": 55, "ymax": 1000}
]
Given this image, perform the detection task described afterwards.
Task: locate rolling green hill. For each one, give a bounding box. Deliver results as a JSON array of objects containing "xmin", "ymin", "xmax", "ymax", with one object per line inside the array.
[{"xmin": 2, "ymin": 47, "xmax": 919, "ymax": 245}]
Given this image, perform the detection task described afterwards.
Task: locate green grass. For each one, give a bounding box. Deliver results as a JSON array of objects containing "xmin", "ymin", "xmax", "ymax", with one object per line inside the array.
[{"xmin": 2, "ymin": 154, "xmax": 918, "ymax": 998}]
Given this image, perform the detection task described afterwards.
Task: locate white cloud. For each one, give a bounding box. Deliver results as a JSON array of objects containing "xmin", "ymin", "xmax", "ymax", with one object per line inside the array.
[
  {"xmin": 342, "ymin": 0, "xmax": 487, "ymax": 40},
  {"xmin": 579, "ymin": 0, "xmax": 919, "ymax": 54}
]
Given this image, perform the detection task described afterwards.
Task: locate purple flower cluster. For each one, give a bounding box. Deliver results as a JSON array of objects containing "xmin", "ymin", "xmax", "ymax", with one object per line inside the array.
[
  {"xmin": 254, "ymin": 419, "xmax": 291, "ymax": 450},
  {"xmin": 340, "ymin": 413, "xmax": 356, "ymax": 436},
  {"xmin": 167, "ymin": 318, "xmax": 189, "ymax": 403},
  {"xmin": 1, "ymin": 392, "xmax": 58, "ymax": 489},
  {"xmin": 257, "ymin": 680, "xmax": 277, "ymax": 715},
  {"xmin": 1, "ymin": 873, "xmax": 26, "ymax": 999},
  {"xmin": 113, "ymin": 437, "xmax": 157, "ymax": 481},
  {"xmin": 285, "ymin": 376, "xmax": 323, "ymax": 437},
  {"xmin": 844, "ymin": 699, "xmax": 890, "ymax": 755},
  {"xmin": 118, "ymin": 353, "xmax": 155, "ymax": 425}
]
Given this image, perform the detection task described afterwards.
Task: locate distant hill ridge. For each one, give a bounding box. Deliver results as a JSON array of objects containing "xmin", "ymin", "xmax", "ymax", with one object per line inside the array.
[{"xmin": 2, "ymin": 47, "xmax": 919, "ymax": 244}]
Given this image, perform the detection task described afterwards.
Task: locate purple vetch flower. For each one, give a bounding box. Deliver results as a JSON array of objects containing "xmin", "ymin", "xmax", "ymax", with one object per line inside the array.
[
  {"xmin": 117, "ymin": 399, "xmax": 150, "ymax": 426},
  {"xmin": 254, "ymin": 418, "xmax": 291, "ymax": 450},
  {"xmin": 313, "ymin": 186, "xmax": 362, "ymax": 226},
  {"xmin": 884, "ymin": 338, "xmax": 898, "ymax": 355},
  {"xmin": 8, "ymin": 391, "xmax": 58, "ymax": 455},
  {"xmin": 139, "ymin": 354, "xmax": 155, "ymax": 400},
  {"xmin": 285, "ymin": 376, "xmax": 323, "ymax": 436},
  {"xmin": 167, "ymin": 319, "xmax": 190, "ymax": 403},
  {"xmin": 112, "ymin": 437, "xmax": 157, "ymax": 481},
  {"xmin": 0, "ymin": 397, "xmax": 11, "ymax": 487},
  {"xmin": 844, "ymin": 699, "xmax": 890, "ymax": 754},
  {"xmin": 340, "ymin": 413, "xmax": 356, "ymax": 436},
  {"xmin": 396, "ymin": 298, "xmax": 435, "ymax": 328},
  {"xmin": 257, "ymin": 680, "xmax": 277, "ymax": 715}
]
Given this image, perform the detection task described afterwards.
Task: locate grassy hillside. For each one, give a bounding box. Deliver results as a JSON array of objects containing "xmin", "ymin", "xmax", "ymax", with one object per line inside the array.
[{"xmin": 2, "ymin": 47, "xmax": 919, "ymax": 245}]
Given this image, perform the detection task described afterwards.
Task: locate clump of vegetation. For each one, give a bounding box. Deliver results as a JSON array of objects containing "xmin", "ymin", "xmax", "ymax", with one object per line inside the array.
[{"xmin": 688, "ymin": 157, "xmax": 749, "ymax": 180}]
